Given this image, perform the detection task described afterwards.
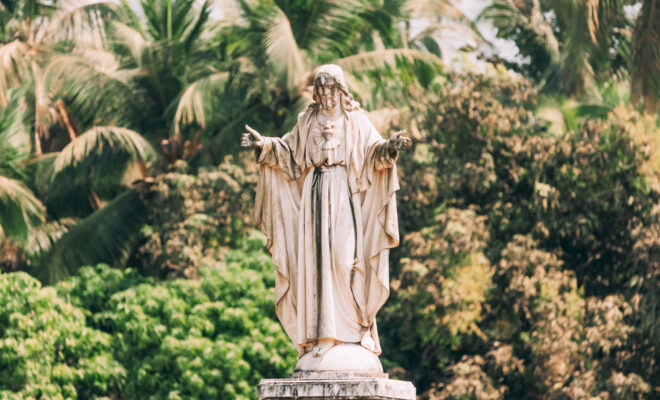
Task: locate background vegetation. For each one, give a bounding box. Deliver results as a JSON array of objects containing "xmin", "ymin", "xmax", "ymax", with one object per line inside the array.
[{"xmin": 1, "ymin": 0, "xmax": 660, "ymax": 398}]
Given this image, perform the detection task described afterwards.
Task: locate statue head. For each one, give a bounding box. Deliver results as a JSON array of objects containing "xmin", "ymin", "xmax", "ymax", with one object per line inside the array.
[{"xmin": 312, "ymin": 64, "xmax": 360, "ymax": 112}]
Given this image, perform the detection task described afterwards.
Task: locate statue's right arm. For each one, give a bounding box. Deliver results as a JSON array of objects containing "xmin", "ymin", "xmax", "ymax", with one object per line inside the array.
[
  {"xmin": 241, "ymin": 124, "xmax": 299, "ymax": 178},
  {"xmin": 240, "ymin": 125, "xmax": 265, "ymax": 149}
]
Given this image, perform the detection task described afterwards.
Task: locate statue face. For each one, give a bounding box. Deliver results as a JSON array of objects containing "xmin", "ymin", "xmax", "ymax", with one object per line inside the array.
[{"xmin": 316, "ymin": 76, "xmax": 339, "ymax": 111}]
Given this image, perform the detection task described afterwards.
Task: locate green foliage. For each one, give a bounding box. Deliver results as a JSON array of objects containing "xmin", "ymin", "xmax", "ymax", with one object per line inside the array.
[
  {"xmin": 381, "ymin": 208, "xmax": 492, "ymax": 390},
  {"xmin": 383, "ymin": 65, "xmax": 660, "ymax": 397},
  {"xmin": 36, "ymin": 188, "xmax": 149, "ymax": 284},
  {"xmin": 56, "ymin": 245, "xmax": 296, "ymax": 399},
  {"xmin": 0, "ymin": 241, "xmax": 296, "ymax": 399},
  {"xmin": 395, "ymin": 65, "xmax": 538, "ymax": 235},
  {"xmin": 468, "ymin": 121, "xmax": 658, "ymax": 295},
  {"xmin": 133, "ymin": 156, "xmax": 258, "ymax": 278},
  {"xmin": 0, "ymin": 272, "xmax": 125, "ymax": 399}
]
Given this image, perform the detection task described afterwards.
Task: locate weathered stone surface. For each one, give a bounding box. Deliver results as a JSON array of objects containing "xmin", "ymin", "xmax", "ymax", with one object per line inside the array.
[{"xmin": 257, "ymin": 374, "xmax": 416, "ymax": 400}]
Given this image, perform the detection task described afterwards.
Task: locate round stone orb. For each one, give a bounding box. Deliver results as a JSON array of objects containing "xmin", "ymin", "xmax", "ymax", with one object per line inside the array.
[{"xmin": 294, "ymin": 343, "xmax": 384, "ymax": 373}]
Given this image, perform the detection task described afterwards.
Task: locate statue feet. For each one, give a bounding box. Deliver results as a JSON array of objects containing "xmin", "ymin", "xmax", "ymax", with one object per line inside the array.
[{"xmin": 312, "ymin": 339, "xmax": 336, "ymax": 357}]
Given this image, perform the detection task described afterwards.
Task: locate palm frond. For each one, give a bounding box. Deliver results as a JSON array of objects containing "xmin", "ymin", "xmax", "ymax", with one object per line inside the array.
[
  {"xmin": 480, "ymin": 0, "xmax": 560, "ymax": 62},
  {"xmin": 51, "ymin": 126, "xmax": 156, "ymax": 188},
  {"xmin": 335, "ymin": 48, "xmax": 442, "ymax": 74},
  {"xmin": 42, "ymin": 0, "xmax": 116, "ymax": 48},
  {"xmin": 558, "ymin": 2, "xmax": 598, "ymax": 97},
  {"xmin": 0, "ymin": 39, "xmax": 29, "ymax": 106},
  {"xmin": 33, "ymin": 188, "xmax": 147, "ymax": 284},
  {"xmin": 45, "ymin": 49, "xmax": 131, "ymax": 91},
  {"xmin": 110, "ymin": 21, "xmax": 148, "ymax": 64},
  {"xmin": 406, "ymin": 0, "xmax": 471, "ymax": 21},
  {"xmin": 0, "ymin": 94, "xmax": 31, "ymax": 178},
  {"xmin": 262, "ymin": 5, "xmax": 307, "ymax": 93},
  {"xmin": 44, "ymin": 49, "xmax": 141, "ymax": 129},
  {"xmin": 298, "ymin": 0, "xmax": 369, "ymax": 55},
  {"xmin": 0, "ymin": 176, "xmax": 46, "ymax": 243},
  {"xmin": 173, "ymin": 71, "xmax": 229, "ymax": 135},
  {"xmin": 24, "ymin": 217, "xmax": 76, "ymax": 257},
  {"xmin": 631, "ymin": 0, "xmax": 660, "ymax": 109}
]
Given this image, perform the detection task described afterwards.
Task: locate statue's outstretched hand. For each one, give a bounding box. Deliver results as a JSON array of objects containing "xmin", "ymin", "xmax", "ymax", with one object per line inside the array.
[
  {"xmin": 240, "ymin": 124, "xmax": 265, "ymax": 149},
  {"xmin": 387, "ymin": 130, "xmax": 412, "ymax": 151}
]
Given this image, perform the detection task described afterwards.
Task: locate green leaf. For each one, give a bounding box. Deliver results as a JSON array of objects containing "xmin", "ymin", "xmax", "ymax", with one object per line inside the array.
[
  {"xmin": 34, "ymin": 188, "xmax": 148, "ymax": 284},
  {"xmin": 0, "ymin": 176, "xmax": 46, "ymax": 243},
  {"xmin": 51, "ymin": 126, "xmax": 156, "ymax": 188}
]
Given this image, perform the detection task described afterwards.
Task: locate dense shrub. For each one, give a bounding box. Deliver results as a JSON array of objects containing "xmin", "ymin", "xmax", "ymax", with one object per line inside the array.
[
  {"xmin": 0, "ymin": 272, "xmax": 124, "ymax": 399},
  {"xmin": 58, "ymin": 237, "xmax": 296, "ymax": 400},
  {"xmin": 381, "ymin": 208, "xmax": 492, "ymax": 390},
  {"xmin": 395, "ymin": 66, "xmax": 538, "ymax": 235},
  {"xmin": 0, "ymin": 236, "xmax": 296, "ymax": 399},
  {"xmin": 132, "ymin": 156, "xmax": 258, "ymax": 278},
  {"xmin": 383, "ymin": 66, "xmax": 660, "ymax": 397}
]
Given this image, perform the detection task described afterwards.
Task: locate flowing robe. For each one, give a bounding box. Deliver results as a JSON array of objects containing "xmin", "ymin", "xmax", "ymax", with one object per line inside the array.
[{"xmin": 253, "ymin": 106, "xmax": 400, "ymax": 355}]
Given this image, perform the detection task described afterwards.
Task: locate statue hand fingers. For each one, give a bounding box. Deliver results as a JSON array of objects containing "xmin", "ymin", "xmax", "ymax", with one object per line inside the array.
[
  {"xmin": 391, "ymin": 130, "xmax": 407, "ymax": 139},
  {"xmin": 245, "ymin": 124, "xmax": 261, "ymax": 139}
]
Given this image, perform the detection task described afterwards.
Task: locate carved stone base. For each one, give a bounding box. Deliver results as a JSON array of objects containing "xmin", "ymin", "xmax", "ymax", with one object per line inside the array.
[{"xmin": 257, "ymin": 372, "xmax": 416, "ymax": 400}]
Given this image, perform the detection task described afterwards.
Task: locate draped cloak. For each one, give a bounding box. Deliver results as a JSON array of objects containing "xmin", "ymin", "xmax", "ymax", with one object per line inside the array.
[{"xmin": 253, "ymin": 105, "xmax": 400, "ymax": 355}]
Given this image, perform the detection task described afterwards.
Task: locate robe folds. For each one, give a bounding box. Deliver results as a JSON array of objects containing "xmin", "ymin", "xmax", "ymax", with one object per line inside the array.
[{"xmin": 253, "ymin": 106, "xmax": 400, "ymax": 356}]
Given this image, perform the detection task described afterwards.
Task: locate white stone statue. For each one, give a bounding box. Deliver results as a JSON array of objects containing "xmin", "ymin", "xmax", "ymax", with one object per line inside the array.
[{"xmin": 241, "ymin": 64, "xmax": 410, "ymax": 372}]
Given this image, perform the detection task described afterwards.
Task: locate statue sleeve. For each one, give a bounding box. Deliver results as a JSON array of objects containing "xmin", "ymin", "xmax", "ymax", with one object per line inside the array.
[
  {"xmin": 369, "ymin": 141, "xmax": 398, "ymax": 171},
  {"xmin": 350, "ymin": 111, "xmax": 400, "ymax": 355},
  {"xmin": 255, "ymin": 132, "xmax": 301, "ymax": 181}
]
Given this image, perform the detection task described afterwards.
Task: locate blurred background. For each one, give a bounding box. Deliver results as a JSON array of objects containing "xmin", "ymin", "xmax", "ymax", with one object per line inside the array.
[{"xmin": 1, "ymin": 0, "xmax": 659, "ymax": 398}]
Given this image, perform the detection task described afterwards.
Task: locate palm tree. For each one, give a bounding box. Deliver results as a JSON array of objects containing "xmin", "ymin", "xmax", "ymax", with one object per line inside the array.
[
  {"xmin": 631, "ymin": 0, "xmax": 660, "ymax": 110},
  {"xmin": 0, "ymin": 0, "xmax": 161, "ymax": 281},
  {"xmin": 480, "ymin": 0, "xmax": 633, "ymax": 100},
  {"xmin": 185, "ymin": 0, "xmax": 445, "ymax": 163},
  {"xmin": 1, "ymin": 0, "xmax": 454, "ymax": 282}
]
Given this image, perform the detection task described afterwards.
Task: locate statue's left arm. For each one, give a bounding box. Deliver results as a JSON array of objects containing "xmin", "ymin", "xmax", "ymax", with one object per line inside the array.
[{"xmin": 366, "ymin": 125, "xmax": 411, "ymax": 171}]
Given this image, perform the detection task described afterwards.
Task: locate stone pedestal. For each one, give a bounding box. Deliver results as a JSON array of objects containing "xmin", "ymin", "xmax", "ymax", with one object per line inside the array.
[{"xmin": 257, "ymin": 372, "xmax": 416, "ymax": 400}]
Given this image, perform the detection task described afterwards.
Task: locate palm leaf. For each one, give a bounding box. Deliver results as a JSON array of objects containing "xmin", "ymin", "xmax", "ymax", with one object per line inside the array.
[
  {"xmin": 0, "ymin": 176, "xmax": 46, "ymax": 243},
  {"xmin": 51, "ymin": 126, "xmax": 156, "ymax": 188},
  {"xmin": 557, "ymin": 1, "xmax": 598, "ymax": 97},
  {"xmin": 480, "ymin": 0, "xmax": 560, "ymax": 62},
  {"xmin": 46, "ymin": 50, "xmax": 145, "ymax": 135},
  {"xmin": 261, "ymin": 4, "xmax": 307, "ymax": 93},
  {"xmin": 33, "ymin": 188, "xmax": 147, "ymax": 284},
  {"xmin": 0, "ymin": 94, "xmax": 31, "ymax": 179},
  {"xmin": 110, "ymin": 21, "xmax": 148, "ymax": 63},
  {"xmin": 0, "ymin": 39, "xmax": 29, "ymax": 106},
  {"xmin": 631, "ymin": 0, "xmax": 660, "ymax": 109},
  {"xmin": 173, "ymin": 71, "xmax": 230, "ymax": 135},
  {"xmin": 24, "ymin": 217, "xmax": 76, "ymax": 257},
  {"xmin": 42, "ymin": 0, "xmax": 116, "ymax": 48},
  {"xmin": 406, "ymin": 0, "xmax": 471, "ymax": 21},
  {"xmin": 335, "ymin": 48, "xmax": 442, "ymax": 73}
]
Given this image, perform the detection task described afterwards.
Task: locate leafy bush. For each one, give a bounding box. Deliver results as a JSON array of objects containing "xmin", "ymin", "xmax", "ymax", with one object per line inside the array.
[
  {"xmin": 0, "ymin": 272, "xmax": 125, "ymax": 399},
  {"xmin": 132, "ymin": 156, "xmax": 258, "ymax": 279},
  {"xmin": 57, "ymin": 238, "xmax": 296, "ymax": 400},
  {"xmin": 381, "ymin": 208, "xmax": 492, "ymax": 390},
  {"xmin": 0, "ymin": 236, "xmax": 295, "ymax": 399},
  {"xmin": 384, "ymin": 65, "xmax": 660, "ymax": 397},
  {"xmin": 395, "ymin": 66, "xmax": 538, "ymax": 235}
]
